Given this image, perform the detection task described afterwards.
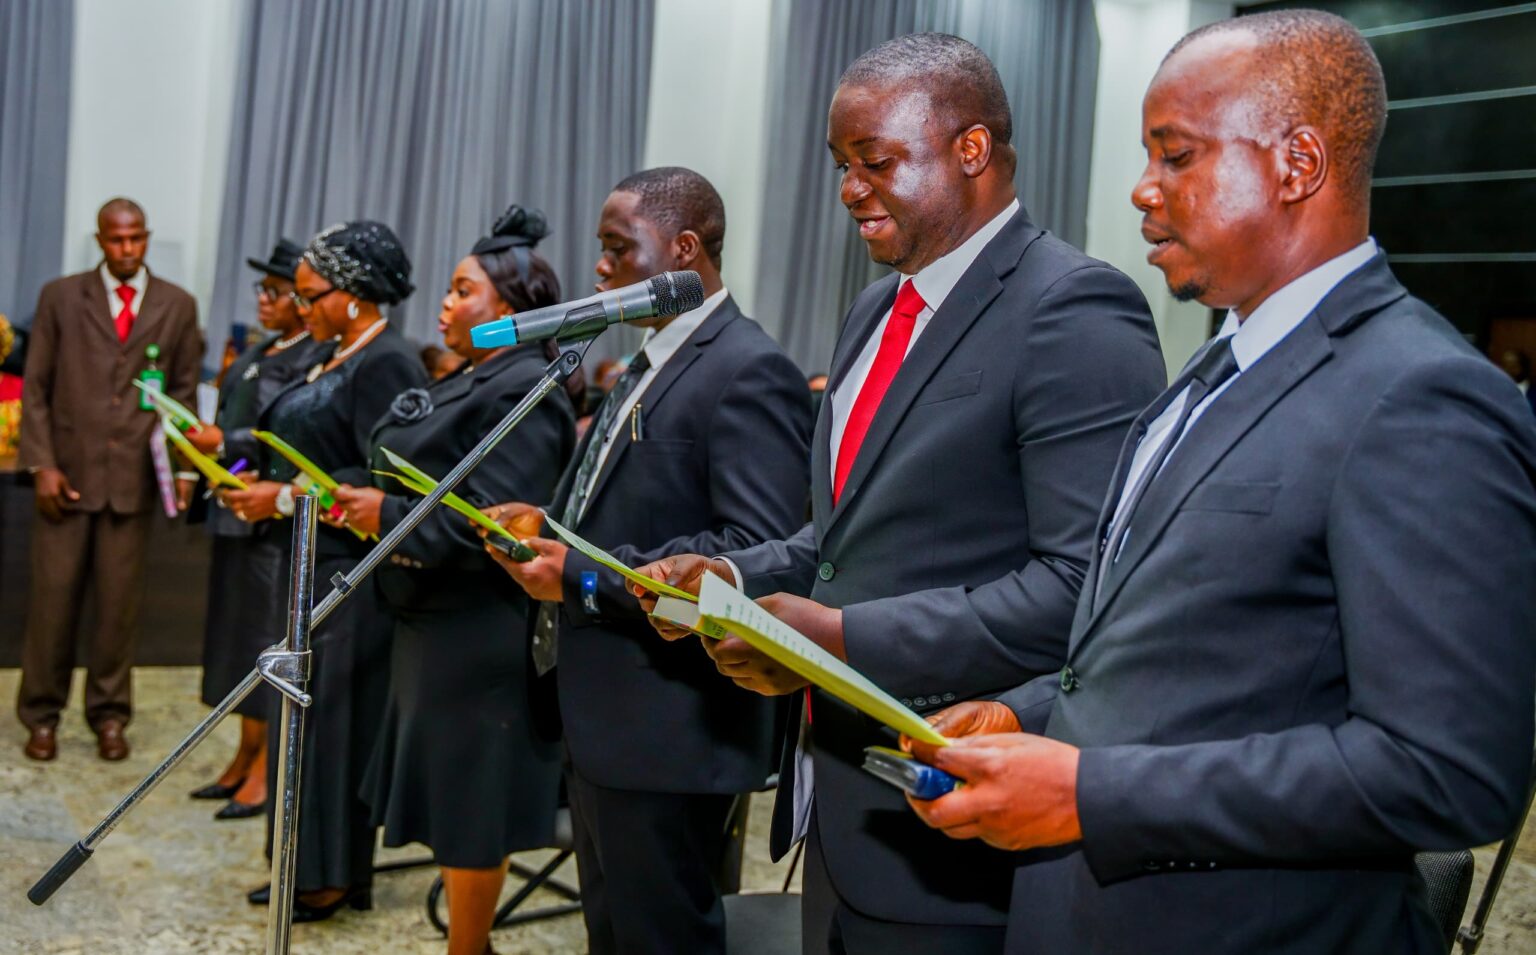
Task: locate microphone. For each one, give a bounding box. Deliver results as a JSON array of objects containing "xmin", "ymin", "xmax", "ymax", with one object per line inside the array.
[{"xmin": 471, "ymin": 271, "xmax": 705, "ymax": 347}]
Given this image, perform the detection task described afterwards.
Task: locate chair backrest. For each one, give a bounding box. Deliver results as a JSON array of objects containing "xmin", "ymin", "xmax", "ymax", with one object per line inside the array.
[{"xmin": 1415, "ymin": 850, "xmax": 1474, "ymax": 953}]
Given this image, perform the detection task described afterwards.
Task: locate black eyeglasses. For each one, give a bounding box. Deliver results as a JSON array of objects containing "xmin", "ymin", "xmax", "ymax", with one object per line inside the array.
[
  {"xmin": 252, "ymin": 280, "xmax": 286, "ymax": 301},
  {"xmin": 290, "ymin": 287, "xmax": 340, "ymax": 311}
]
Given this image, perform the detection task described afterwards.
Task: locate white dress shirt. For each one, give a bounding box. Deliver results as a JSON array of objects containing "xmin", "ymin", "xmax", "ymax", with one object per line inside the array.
[
  {"xmin": 574, "ymin": 286, "xmax": 729, "ymax": 507},
  {"xmin": 100, "ymin": 263, "xmax": 148, "ymax": 319},
  {"xmin": 1106, "ymin": 238, "xmax": 1379, "ymax": 559},
  {"xmin": 826, "ymin": 199, "xmax": 1019, "ymax": 478}
]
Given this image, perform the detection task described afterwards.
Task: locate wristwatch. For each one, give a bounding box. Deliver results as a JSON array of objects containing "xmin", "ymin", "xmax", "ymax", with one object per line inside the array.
[{"xmin": 275, "ymin": 484, "xmax": 296, "ymax": 517}]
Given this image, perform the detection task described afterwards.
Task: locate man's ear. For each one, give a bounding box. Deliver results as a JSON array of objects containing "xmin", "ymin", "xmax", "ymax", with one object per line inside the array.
[
  {"xmin": 1279, "ymin": 127, "xmax": 1327, "ymax": 205},
  {"xmin": 673, "ymin": 229, "xmax": 703, "ymax": 270},
  {"xmin": 957, "ymin": 125, "xmax": 994, "ymax": 179}
]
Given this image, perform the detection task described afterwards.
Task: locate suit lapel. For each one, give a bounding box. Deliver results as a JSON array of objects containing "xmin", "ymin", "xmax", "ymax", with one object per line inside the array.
[
  {"xmin": 124, "ymin": 274, "xmax": 169, "ymax": 354},
  {"xmin": 1074, "ymin": 254, "xmax": 1409, "ymax": 649},
  {"xmin": 81, "ymin": 271, "xmax": 119, "ymax": 346},
  {"xmin": 828, "ymin": 278, "xmax": 898, "ymax": 392},
  {"xmin": 1077, "ymin": 318, "xmax": 1333, "ymax": 646},
  {"xmin": 823, "ymin": 210, "xmax": 1040, "ymax": 534},
  {"xmin": 577, "ymin": 299, "xmax": 737, "ymax": 519}
]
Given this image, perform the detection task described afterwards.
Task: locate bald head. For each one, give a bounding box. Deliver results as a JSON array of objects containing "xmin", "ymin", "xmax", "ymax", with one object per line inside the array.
[
  {"xmin": 1166, "ymin": 10, "xmax": 1386, "ymax": 205},
  {"xmin": 97, "ymin": 196, "xmax": 146, "ymax": 231},
  {"xmin": 839, "ymin": 33, "xmax": 1016, "ymax": 174}
]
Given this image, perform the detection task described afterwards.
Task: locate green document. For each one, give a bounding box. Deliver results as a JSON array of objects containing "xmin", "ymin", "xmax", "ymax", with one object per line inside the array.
[
  {"xmin": 252, "ymin": 430, "xmax": 372, "ymax": 541},
  {"xmin": 542, "ymin": 512, "xmax": 699, "ymax": 601},
  {"xmin": 133, "ymin": 379, "xmax": 202, "ymax": 432},
  {"xmin": 375, "ymin": 447, "xmax": 529, "ymax": 546}
]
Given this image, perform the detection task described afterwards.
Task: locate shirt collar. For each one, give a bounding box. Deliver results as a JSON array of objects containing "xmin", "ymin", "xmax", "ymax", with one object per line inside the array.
[
  {"xmin": 1216, "ymin": 238, "xmax": 1378, "ymax": 371},
  {"xmin": 100, "ymin": 262, "xmax": 148, "ymax": 300},
  {"xmin": 639, "ymin": 286, "xmax": 729, "ymax": 370},
  {"xmin": 905, "ymin": 198, "xmax": 1020, "ymax": 312}
]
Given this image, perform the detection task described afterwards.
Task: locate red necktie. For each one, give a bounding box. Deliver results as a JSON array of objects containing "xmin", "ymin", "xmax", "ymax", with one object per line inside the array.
[
  {"xmin": 114, "ymin": 285, "xmax": 136, "ymax": 343},
  {"xmin": 833, "ymin": 280, "xmax": 925, "ymax": 503}
]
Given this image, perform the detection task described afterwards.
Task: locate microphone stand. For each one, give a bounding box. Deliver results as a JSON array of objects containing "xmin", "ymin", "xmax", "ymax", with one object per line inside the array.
[{"xmin": 28, "ymin": 336, "xmax": 597, "ymax": 955}]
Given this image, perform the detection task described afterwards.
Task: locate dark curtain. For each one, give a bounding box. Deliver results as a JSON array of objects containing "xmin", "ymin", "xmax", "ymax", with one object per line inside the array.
[
  {"xmin": 207, "ymin": 0, "xmax": 655, "ymax": 357},
  {"xmin": 0, "ymin": 0, "xmax": 73, "ymax": 331},
  {"xmin": 755, "ymin": 0, "xmax": 1099, "ymax": 373}
]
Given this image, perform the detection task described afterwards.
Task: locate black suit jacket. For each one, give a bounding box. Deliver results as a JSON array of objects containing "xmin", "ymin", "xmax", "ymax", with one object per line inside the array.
[
  {"xmin": 553, "ymin": 296, "xmax": 813, "ymax": 794},
  {"xmin": 999, "ymin": 254, "xmax": 1536, "ymax": 953},
  {"xmin": 368, "ymin": 344, "xmax": 576, "ymax": 612},
  {"xmin": 726, "ymin": 208, "xmax": 1166, "ymax": 925}
]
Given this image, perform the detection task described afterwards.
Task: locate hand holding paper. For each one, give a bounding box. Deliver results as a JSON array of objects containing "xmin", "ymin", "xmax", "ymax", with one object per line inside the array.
[
  {"xmin": 689, "ymin": 572, "xmax": 948, "ymax": 747},
  {"xmin": 541, "ymin": 513, "xmax": 699, "ymax": 602},
  {"xmin": 631, "ymin": 554, "xmax": 737, "ymax": 641},
  {"xmin": 161, "ymin": 418, "xmax": 247, "ymax": 490}
]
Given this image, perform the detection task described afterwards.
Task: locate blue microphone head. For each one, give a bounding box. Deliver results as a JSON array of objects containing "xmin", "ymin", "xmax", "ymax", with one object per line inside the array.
[{"xmin": 471, "ymin": 314, "xmax": 521, "ymax": 347}]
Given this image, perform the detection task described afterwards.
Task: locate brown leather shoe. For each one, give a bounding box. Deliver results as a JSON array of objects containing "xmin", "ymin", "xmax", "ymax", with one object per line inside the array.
[
  {"xmin": 24, "ymin": 725, "xmax": 57, "ymax": 761},
  {"xmin": 95, "ymin": 720, "xmax": 129, "ymax": 761}
]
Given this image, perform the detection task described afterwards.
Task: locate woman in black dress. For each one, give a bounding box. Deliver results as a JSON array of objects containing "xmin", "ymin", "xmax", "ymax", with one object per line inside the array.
[
  {"xmin": 333, "ymin": 206, "xmax": 577, "ymax": 955},
  {"xmin": 186, "ymin": 239, "xmax": 323, "ymax": 820},
  {"xmin": 220, "ymin": 220, "xmax": 426, "ymax": 920}
]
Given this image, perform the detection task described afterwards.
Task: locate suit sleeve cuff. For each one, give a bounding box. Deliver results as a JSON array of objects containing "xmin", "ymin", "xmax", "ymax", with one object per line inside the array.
[{"xmin": 1075, "ymin": 746, "xmax": 1160, "ymax": 884}]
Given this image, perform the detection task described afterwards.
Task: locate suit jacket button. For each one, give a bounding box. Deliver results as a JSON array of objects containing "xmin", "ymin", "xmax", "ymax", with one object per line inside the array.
[
  {"xmin": 818, "ymin": 562, "xmax": 836, "ymax": 581},
  {"xmin": 900, "ymin": 698, "xmax": 912, "ymax": 708},
  {"xmin": 1059, "ymin": 666, "xmax": 1080, "ymax": 692},
  {"xmin": 1143, "ymin": 861, "xmax": 1161, "ymax": 872},
  {"xmin": 942, "ymin": 692, "xmax": 956, "ymax": 702}
]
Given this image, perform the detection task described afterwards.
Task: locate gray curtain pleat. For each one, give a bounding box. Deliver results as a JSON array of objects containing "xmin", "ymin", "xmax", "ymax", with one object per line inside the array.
[
  {"xmin": 208, "ymin": 0, "xmax": 655, "ymax": 357},
  {"xmin": 0, "ymin": 0, "xmax": 73, "ymax": 330},
  {"xmin": 755, "ymin": 0, "xmax": 1099, "ymax": 374}
]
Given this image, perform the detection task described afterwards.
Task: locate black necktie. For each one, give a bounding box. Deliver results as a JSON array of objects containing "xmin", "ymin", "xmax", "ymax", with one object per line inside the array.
[
  {"xmin": 532, "ymin": 350, "xmax": 653, "ymax": 675},
  {"xmin": 561, "ymin": 350, "xmax": 652, "ymax": 526},
  {"xmin": 1094, "ymin": 337, "xmax": 1240, "ymax": 605}
]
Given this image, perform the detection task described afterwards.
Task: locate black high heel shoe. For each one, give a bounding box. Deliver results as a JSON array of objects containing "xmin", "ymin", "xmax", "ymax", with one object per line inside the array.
[
  {"xmin": 290, "ymin": 886, "xmax": 372, "ymax": 923},
  {"xmin": 190, "ymin": 778, "xmax": 245, "ymax": 800},
  {"xmin": 214, "ymin": 799, "xmax": 267, "ymax": 820},
  {"xmin": 247, "ymin": 883, "xmax": 270, "ymax": 905}
]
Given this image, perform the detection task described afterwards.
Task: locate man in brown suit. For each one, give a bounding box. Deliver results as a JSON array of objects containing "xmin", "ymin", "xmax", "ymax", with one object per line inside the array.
[{"xmin": 17, "ymin": 197, "xmax": 202, "ymax": 761}]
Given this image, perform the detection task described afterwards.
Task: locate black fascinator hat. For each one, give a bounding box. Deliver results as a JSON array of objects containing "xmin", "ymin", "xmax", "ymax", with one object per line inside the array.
[{"xmin": 471, "ymin": 205, "xmax": 550, "ymax": 284}]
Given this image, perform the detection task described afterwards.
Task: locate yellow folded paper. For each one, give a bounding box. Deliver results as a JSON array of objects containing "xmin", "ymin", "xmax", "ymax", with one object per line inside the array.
[
  {"xmin": 662, "ymin": 575, "xmax": 950, "ymax": 747},
  {"xmin": 161, "ymin": 417, "xmax": 247, "ymax": 489},
  {"xmin": 696, "ymin": 573, "xmax": 949, "ymax": 746},
  {"xmin": 375, "ymin": 447, "xmax": 520, "ymax": 542},
  {"xmin": 542, "ymin": 512, "xmax": 698, "ymax": 601}
]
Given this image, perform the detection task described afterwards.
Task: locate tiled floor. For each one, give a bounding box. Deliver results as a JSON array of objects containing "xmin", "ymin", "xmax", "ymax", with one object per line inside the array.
[{"xmin": 2, "ymin": 667, "xmax": 1533, "ymax": 954}]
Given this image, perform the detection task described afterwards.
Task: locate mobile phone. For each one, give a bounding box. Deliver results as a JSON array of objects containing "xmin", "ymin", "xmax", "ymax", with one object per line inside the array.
[
  {"xmin": 487, "ymin": 534, "xmax": 537, "ymax": 562},
  {"xmin": 862, "ymin": 746, "xmax": 960, "ymax": 800}
]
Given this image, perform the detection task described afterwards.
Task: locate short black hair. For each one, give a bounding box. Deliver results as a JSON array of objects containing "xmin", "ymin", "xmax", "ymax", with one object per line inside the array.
[
  {"xmin": 840, "ymin": 33, "xmax": 1013, "ymax": 155},
  {"xmin": 1167, "ymin": 10, "xmax": 1387, "ymax": 204},
  {"xmin": 613, "ymin": 167, "xmax": 727, "ymax": 268},
  {"xmin": 97, "ymin": 196, "xmax": 146, "ymax": 229}
]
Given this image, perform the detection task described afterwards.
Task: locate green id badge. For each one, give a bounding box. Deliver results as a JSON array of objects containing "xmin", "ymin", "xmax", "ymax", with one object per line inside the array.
[{"xmin": 137, "ymin": 344, "xmax": 165, "ymax": 410}]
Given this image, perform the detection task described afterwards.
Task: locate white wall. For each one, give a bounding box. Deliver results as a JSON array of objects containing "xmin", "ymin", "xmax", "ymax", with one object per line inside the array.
[
  {"xmin": 642, "ymin": 0, "xmax": 775, "ymax": 317},
  {"xmin": 62, "ymin": 0, "xmax": 242, "ymax": 320},
  {"xmin": 1087, "ymin": 0, "xmax": 1231, "ymax": 379}
]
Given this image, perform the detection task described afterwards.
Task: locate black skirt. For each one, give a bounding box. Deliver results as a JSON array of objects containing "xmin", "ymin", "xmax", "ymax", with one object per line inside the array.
[
  {"xmin": 199, "ymin": 535, "xmax": 281, "ymax": 720},
  {"xmin": 361, "ymin": 596, "xmax": 561, "ymax": 868},
  {"xmin": 264, "ymin": 553, "xmax": 393, "ymax": 891}
]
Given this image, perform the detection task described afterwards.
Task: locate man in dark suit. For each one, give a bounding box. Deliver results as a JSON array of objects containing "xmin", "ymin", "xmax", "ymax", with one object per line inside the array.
[
  {"xmin": 634, "ymin": 35, "xmax": 1165, "ymax": 954},
  {"xmin": 17, "ymin": 197, "xmax": 203, "ymax": 761},
  {"xmin": 485, "ymin": 167, "xmax": 812, "ymax": 955},
  {"xmin": 904, "ymin": 12, "xmax": 1536, "ymax": 954}
]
